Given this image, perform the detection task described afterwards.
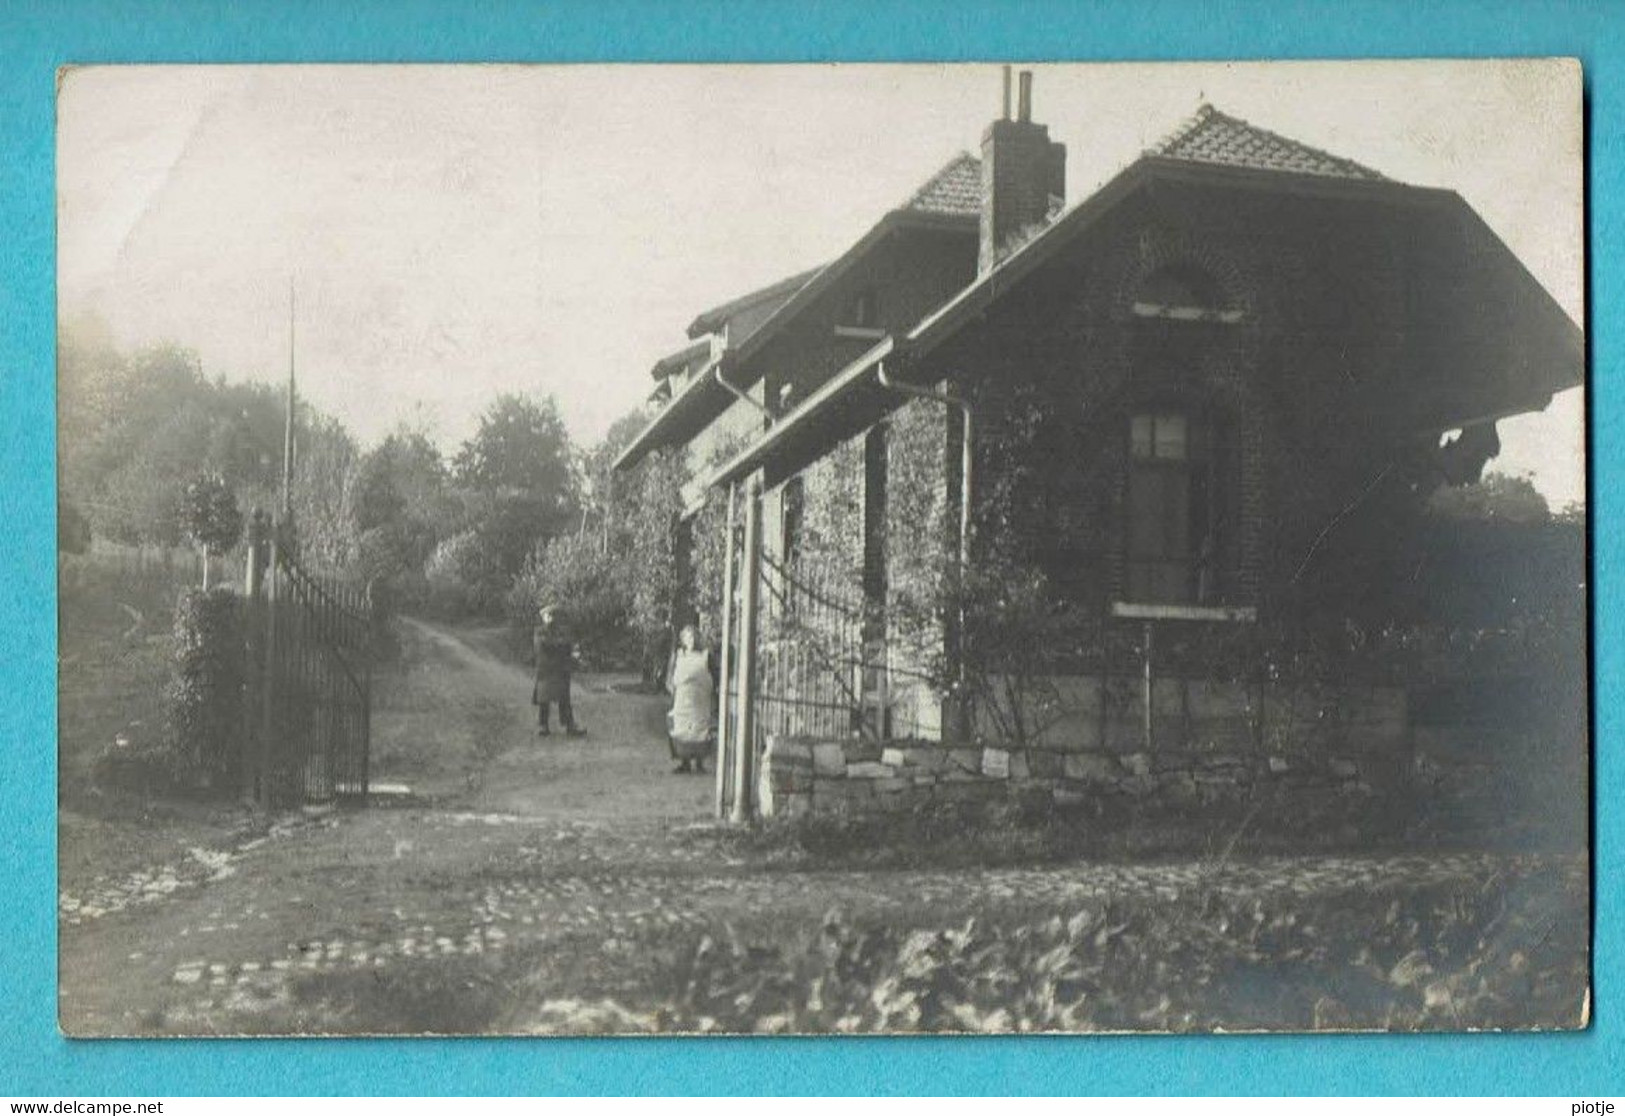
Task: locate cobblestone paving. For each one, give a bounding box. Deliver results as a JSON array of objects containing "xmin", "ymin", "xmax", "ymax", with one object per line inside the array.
[
  {"xmin": 128, "ymin": 803, "xmax": 1572, "ymax": 1027},
  {"xmin": 56, "ymin": 618, "xmax": 1588, "ymax": 1036},
  {"xmin": 60, "ymin": 812, "xmax": 337, "ymax": 927},
  {"xmin": 63, "ymin": 782, "xmax": 1584, "ymax": 1035}
]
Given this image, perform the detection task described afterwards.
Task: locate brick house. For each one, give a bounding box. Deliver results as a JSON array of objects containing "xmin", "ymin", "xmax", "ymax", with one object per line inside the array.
[{"xmin": 620, "ymin": 74, "xmax": 1583, "ymax": 820}]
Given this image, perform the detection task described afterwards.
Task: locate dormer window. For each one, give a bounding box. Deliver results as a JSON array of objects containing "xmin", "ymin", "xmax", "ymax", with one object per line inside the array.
[{"xmin": 835, "ymin": 287, "xmax": 886, "ymax": 339}]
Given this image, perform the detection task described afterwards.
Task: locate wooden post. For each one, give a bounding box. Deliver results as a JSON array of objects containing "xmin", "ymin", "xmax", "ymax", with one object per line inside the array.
[
  {"xmin": 714, "ymin": 482, "xmax": 739, "ymax": 821},
  {"xmin": 730, "ymin": 480, "xmax": 762, "ymax": 824}
]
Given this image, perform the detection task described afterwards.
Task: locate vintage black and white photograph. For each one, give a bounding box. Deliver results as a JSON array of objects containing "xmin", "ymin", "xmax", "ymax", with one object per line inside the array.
[{"xmin": 57, "ymin": 60, "xmax": 1587, "ymax": 1036}]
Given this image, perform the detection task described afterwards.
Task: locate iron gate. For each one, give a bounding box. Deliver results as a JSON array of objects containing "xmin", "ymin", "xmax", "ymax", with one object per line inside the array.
[
  {"xmin": 242, "ymin": 525, "xmax": 373, "ymax": 806},
  {"xmin": 714, "ymin": 483, "xmax": 886, "ymax": 821}
]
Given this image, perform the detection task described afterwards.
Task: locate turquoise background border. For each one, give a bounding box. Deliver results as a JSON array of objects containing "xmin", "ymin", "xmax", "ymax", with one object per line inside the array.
[{"xmin": 2, "ymin": 0, "xmax": 1616, "ymax": 1096}]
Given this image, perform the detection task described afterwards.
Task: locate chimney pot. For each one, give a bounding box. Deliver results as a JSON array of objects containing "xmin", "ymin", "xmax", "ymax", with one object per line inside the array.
[
  {"xmin": 1017, "ymin": 71, "xmax": 1033, "ymax": 122},
  {"xmin": 1001, "ymin": 66, "xmax": 1012, "ymax": 120}
]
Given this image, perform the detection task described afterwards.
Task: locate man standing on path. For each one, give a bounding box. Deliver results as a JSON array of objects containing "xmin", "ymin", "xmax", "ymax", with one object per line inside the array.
[{"xmin": 532, "ymin": 603, "xmax": 586, "ymax": 737}]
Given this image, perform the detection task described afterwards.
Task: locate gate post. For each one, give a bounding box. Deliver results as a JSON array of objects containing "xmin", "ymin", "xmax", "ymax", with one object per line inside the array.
[
  {"xmin": 730, "ymin": 479, "xmax": 762, "ymax": 824},
  {"xmin": 714, "ymin": 482, "xmax": 738, "ymax": 821},
  {"xmin": 240, "ymin": 510, "xmax": 268, "ymax": 805},
  {"xmin": 256, "ymin": 527, "xmax": 281, "ymax": 808}
]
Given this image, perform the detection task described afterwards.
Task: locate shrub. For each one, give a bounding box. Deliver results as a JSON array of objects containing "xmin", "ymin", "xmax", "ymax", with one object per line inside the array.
[
  {"xmin": 162, "ymin": 587, "xmax": 244, "ymax": 792},
  {"xmin": 637, "ymin": 860, "xmax": 1586, "ymax": 1033},
  {"xmin": 623, "ymin": 448, "xmax": 688, "ymax": 682},
  {"xmin": 423, "ymin": 528, "xmax": 491, "ymax": 617},
  {"xmin": 508, "ymin": 532, "xmax": 632, "ymax": 667}
]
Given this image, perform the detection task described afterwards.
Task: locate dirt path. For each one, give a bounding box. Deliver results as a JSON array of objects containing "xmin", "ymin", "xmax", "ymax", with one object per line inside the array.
[
  {"xmin": 57, "ymin": 616, "xmax": 721, "ymax": 1035},
  {"xmin": 390, "ymin": 617, "xmax": 713, "ymax": 820},
  {"xmin": 57, "ymin": 617, "xmax": 1587, "ymax": 1036}
]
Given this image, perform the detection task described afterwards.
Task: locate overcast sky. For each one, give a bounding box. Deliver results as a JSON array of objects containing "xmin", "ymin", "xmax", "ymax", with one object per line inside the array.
[{"xmin": 57, "ymin": 60, "xmax": 1584, "ymax": 505}]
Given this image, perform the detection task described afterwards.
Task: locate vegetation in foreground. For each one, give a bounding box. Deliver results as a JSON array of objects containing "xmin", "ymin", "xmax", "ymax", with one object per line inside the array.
[{"xmin": 264, "ymin": 844, "xmax": 1585, "ymax": 1036}]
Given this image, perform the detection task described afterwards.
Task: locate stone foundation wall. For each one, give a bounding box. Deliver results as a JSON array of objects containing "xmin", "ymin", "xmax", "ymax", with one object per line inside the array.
[{"xmin": 758, "ymin": 678, "xmax": 1408, "ymax": 819}]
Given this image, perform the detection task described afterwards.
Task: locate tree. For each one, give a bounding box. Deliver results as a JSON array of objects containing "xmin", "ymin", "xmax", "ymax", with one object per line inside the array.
[
  {"xmin": 287, "ymin": 414, "xmax": 362, "ymax": 574},
  {"xmin": 97, "ymin": 398, "xmax": 218, "ymax": 546},
  {"xmin": 1427, "ymin": 471, "xmax": 1551, "ymax": 524},
  {"xmin": 509, "ymin": 532, "xmax": 630, "ymax": 664},
  {"xmin": 453, "ymin": 393, "xmax": 578, "ymax": 510},
  {"xmin": 442, "ymin": 394, "xmax": 582, "ymax": 605},
  {"xmin": 56, "ymin": 329, "xmax": 377, "ymax": 580},
  {"xmin": 60, "ymin": 338, "xmax": 201, "ymax": 498},
  {"xmin": 354, "ymin": 427, "xmax": 454, "ymax": 590},
  {"xmin": 579, "ymin": 410, "xmax": 651, "ymax": 539},
  {"xmin": 180, "ymin": 473, "xmax": 243, "ymax": 590},
  {"xmin": 57, "ymin": 330, "xmax": 300, "ymax": 550}
]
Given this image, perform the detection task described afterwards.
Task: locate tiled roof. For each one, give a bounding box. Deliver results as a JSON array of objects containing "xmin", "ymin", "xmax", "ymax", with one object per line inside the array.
[
  {"xmin": 902, "ymin": 152, "xmax": 983, "ymax": 218},
  {"xmin": 1150, "ymin": 104, "xmax": 1386, "ymax": 181}
]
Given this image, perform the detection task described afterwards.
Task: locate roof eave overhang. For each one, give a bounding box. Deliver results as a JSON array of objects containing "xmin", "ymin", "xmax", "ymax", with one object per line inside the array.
[
  {"xmin": 638, "ymin": 210, "xmax": 976, "ymax": 480},
  {"xmin": 1137, "ymin": 155, "xmax": 1456, "ymax": 207},
  {"xmin": 696, "ymin": 167, "xmax": 1159, "ymax": 489},
  {"xmin": 702, "ymin": 336, "xmax": 896, "ymax": 489},
  {"xmin": 649, "ymin": 339, "xmax": 712, "ymax": 382},
  {"xmin": 723, "ymin": 209, "xmax": 976, "ymax": 376},
  {"xmin": 698, "ymin": 155, "xmax": 1582, "ymax": 490},
  {"xmin": 612, "ymin": 358, "xmax": 724, "ymax": 472}
]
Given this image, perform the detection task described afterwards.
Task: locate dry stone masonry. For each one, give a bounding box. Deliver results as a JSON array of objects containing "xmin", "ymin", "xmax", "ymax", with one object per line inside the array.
[{"xmin": 759, "ymin": 677, "xmax": 1406, "ymax": 819}]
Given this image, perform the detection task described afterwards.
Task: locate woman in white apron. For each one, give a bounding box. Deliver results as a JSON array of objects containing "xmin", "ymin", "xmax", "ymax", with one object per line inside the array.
[{"xmin": 667, "ymin": 625, "xmax": 715, "ymax": 774}]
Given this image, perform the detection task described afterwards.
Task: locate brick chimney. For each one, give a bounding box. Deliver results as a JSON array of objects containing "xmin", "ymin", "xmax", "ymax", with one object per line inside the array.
[{"xmin": 979, "ymin": 68, "xmax": 1067, "ymax": 273}]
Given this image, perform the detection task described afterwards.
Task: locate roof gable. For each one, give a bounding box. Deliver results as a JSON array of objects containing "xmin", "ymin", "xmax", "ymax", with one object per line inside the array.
[
  {"xmin": 724, "ymin": 154, "xmax": 981, "ymax": 369},
  {"xmin": 901, "ymin": 152, "xmax": 983, "ymax": 218},
  {"xmin": 618, "ymin": 154, "xmax": 983, "ymax": 474},
  {"xmin": 1150, "ymin": 104, "xmax": 1386, "ymax": 181},
  {"xmin": 685, "ymin": 266, "xmax": 823, "ymax": 340},
  {"xmin": 705, "ymin": 146, "xmax": 1581, "ymax": 489}
]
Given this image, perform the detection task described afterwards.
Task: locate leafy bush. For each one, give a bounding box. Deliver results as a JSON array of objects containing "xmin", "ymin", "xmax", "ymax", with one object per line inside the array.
[
  {"xmin": 180, "ymin": 472, "xmax": 244, "ymax": 590},
  {"xmin": 180, "ymin": 472, "xmax": 243, "ymax": 555},
  {"xmin": 622, "ymin": 448, "xmax": 688, "ymax": 682},
  {"xmin": 719, "ymin": 789, "xmax": 1420, "ymax": 872},
  {"xmin": 507, "ymin": 532, "xmax": 632, "ymax": 667},
  {"xmin": 637, "ymin": 859, "xmax": 1586, "ymax": 1033},
  {"xmin": 422, "ymin": 528, "xmax": 493, "ymax": 616},
  {"xmin": 161, "ymin": 587, "xmax": 244, "ymax": 792},
  {"xmin": 89, "ymin": 729, "xmax": 188, "ymax": 798}
]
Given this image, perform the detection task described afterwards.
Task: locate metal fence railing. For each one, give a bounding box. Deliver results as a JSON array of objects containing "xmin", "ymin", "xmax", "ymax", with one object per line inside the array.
[
  {"xmin": 242, "ymin": 527, "xmax": 373, "ymax": 806},
  {"xmin": 756, "ymin": 552, "xmax": 872, "ymax": 743}
]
